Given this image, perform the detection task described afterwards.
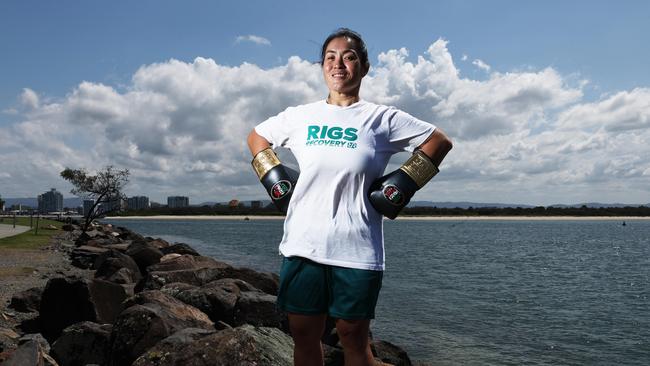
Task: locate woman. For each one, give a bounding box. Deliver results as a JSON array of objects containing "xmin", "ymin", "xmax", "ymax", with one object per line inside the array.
[{"xmin": 248, "ymin": 28, "xmax": 452, "ymax": 366}]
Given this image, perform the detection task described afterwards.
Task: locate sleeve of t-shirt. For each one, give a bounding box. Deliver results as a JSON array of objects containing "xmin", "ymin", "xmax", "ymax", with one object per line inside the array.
[
  {"xmin": 387, "ymin": 108, "xmax": 437, "ymax": 153},
  {"xmin": 254, "ymin": 108, "xmax": 292, "ymax": 148}
]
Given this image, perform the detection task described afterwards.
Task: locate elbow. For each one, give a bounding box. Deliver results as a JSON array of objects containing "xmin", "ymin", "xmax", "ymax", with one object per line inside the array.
[{"xmin": 443, "ymin": 136, "xmax": 453, "ymax": 153}]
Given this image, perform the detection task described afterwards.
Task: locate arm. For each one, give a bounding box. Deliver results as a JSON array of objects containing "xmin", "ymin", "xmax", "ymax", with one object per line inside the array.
[
  {"xmin": 368, "ymin": 127, "xmax": 453, "ymax": 219},
  {"xmin": 417, "ymin": 128, "xmax": 453, "ymax": 167},
  {"xmin": 247, "ymin": 128, "xmax": 297, "ymax": 214},
  {"xmin": 247, "ymin": 129, "xmax": 271, "ymax": 156}
]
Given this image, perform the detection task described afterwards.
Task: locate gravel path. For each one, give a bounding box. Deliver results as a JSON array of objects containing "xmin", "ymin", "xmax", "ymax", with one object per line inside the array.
[{"xmin": 0, "ymin": 232, "xmax": 93, "ymax": 331}]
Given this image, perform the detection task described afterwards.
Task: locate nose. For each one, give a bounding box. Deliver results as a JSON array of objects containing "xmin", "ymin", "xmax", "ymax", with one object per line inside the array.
[{"xmin": 333, "ymin": 56, "xmax": 345, "ymax": 68}]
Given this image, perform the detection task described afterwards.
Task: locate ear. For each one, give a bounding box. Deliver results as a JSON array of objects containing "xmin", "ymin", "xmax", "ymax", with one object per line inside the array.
[{"xmin": 361, "ymin": 62, "xmax": 370, "ymax": 77}]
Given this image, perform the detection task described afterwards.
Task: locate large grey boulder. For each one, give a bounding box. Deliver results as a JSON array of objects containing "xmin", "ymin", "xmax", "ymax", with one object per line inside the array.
[
  {"xmin": 50, "ymin": 321, "xmax": 112, "ymax": 366},
  {"xmin": 233, "ymin": 289, "xmax": 282, "ymax": 328},
  {"xmin": 138, "ymin": 266, "xmax": 279, "ymax": 296},
  {"xmin": 160, "ymin": 243, "xmax": 200, "ymax": 256},
  {"xmin": 131, "ymin": 328, "xmax": 217, "ymax": 366},
  {"xmin": 38, "ymin": 276, "xmax": 99, "ymax": 342},
  {"xmin": 171, "ymin": 278, "xmax": 241, "ymax": 325},
  {"xmin": 126, "ymin": 241, "xmax": 164, "ymax": 274},
  {"xmin": 94, "ymin": 249, "xmax": 142, "ymax": 284},
  {"xmin": 132, "ymin": 325, "xmax": 293, "ymax": 366},
  {"xmin": 108, "ymin": 291, "xmax": 214, "ymax": 366},
  {"xmin": 168, "ymin": 278, "xmax": 282, "ymax": 328},
  {"xmin": 88, "ymin": 278, "xmax": 136, "ymax": 324},
  {"xmin": 70, "ymin": 246, "xmax": 109, "ymax": 269},
  {"xmin": 146, "ymin": 254, "xmax": 229, "ymax": 272},
  {"xmin": 371, "ymin": 339, "xmax": 412, "ymax": 366}
]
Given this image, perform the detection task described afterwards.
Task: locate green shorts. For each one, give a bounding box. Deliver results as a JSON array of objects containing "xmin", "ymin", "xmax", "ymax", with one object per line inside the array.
[{"xmin": 277, "ymin": 256, "xmax": 383, "ymax": 320}]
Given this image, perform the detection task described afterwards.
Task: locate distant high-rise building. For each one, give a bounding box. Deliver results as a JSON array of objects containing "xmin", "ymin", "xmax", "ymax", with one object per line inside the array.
[
  {"xmin": 100, "ymin": 196, "xmax": 125, "ymax": 214},
  {"xmin": 0, "ymin": 194, "xmax": 4, "ymax": 212},
  {"xmin": 127, "ymin": 196, "xmax": 150, "ymax": 210},
  {"xmin": 83, "ymin": 199, "xmax": 95, "ymax": 217},
  {"xmin": 38, "ymin": 188, "xmax": 63, "ymax": 213},
  {"xmin": 251, "ymin": 200, "xmax": 262, "ymax": 209},
  {"xmin": 167, "ymin": 196, "xmax": 189, "ymax": 208}
]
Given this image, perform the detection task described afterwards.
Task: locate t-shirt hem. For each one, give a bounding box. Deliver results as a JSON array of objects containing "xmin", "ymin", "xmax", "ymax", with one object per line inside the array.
[{"xmin": 280, "ymin": 250, "xmax": 385, "ymax": 271}]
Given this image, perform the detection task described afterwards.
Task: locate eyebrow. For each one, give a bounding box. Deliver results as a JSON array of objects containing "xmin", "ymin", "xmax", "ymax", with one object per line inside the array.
[{"xmin": 325, "ymin": 49, "xmax": 358, "ymax": 55}]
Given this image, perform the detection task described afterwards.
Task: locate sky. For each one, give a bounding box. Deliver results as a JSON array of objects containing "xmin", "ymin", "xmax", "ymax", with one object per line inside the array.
[{"xmin": 1, "ymin": 0, "xmax": 649, "ymax": 206}]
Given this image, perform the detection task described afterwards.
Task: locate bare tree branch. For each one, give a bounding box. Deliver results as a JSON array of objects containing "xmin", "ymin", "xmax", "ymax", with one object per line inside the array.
[{"xmin": 60, "ymin": 165, "xmax": 129, "ymax": 233}]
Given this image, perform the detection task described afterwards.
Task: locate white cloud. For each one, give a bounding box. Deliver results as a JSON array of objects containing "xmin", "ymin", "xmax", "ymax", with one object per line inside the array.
[
  {"xmin": 235, "ymin": 35, "xmax": 271, "ymax": 46},
  {"xmin": 21, "ymin": 88, "xmax": 40, "ymax": 109},
  {"xmin": 472, "ymin": 59, "xmax": 491, "ymax": 72},
  {"xmin": 556, "ymin": 88, "xmax": 650, "ymax": 132},
  {"xmin": 1, "ymin": 40, "xmax": 649, "ymax": 205}
]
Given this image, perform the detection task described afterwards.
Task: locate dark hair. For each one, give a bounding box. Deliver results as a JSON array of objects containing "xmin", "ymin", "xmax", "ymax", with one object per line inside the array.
[{"xmin": 320, "ymin": 28, "xmax": 369, "ymax": 66}]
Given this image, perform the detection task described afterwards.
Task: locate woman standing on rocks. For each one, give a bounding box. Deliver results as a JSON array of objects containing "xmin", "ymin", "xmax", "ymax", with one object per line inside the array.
[{"xmin": 248, "ymin": 28, "xmax": 452, "ymax": 365}]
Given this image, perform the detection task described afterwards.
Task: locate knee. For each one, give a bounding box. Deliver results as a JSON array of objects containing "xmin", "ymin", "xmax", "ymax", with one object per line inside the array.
[
  {"xmin": 336, "ymin": 319, "xmax": 370, "ymax": 350},
  {"xmin": 289, "ymin": 314, "xmax": 327, "ymax": 344}
]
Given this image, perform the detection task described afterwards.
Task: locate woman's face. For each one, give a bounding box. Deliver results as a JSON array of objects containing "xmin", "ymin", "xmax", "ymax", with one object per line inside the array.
[{"xmin": 322, "ymin": 37, "xmax": 368, "ymax": 96}]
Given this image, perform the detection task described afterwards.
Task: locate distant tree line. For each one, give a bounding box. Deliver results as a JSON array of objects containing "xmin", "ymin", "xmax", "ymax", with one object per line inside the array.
[
  {"xmin": 402, "ymin": 205, "xmax": 650, "ymax": 216},
  {"xmin": 115, "ymin": 204, "xmax": 284, "ymax": 217},
  {"xmin": 113, "ymin": 204, "xmax": 650, "ymax": 217}
]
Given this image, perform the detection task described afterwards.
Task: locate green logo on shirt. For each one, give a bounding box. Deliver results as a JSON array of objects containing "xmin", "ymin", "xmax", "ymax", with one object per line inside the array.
[{"xmin": 306, "ymin": 125, "xmax": 358, "ymax": 148}]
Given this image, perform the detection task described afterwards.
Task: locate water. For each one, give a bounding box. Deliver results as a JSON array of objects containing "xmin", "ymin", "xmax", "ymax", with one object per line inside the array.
[{"xmin": 103, "ymin": 218, "xmax": 650, "ymax": 365}]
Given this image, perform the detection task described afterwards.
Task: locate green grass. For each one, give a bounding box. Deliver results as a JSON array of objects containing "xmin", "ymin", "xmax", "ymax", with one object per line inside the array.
[{"xmin": 0, "ymin": 216, "xmax": 65, "ymax": 250}]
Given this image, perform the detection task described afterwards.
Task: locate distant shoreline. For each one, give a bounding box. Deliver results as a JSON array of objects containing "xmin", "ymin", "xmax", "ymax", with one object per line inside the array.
[{"xmin": 104, "ymin": 215, "xmax": 649, "ymax": 221}]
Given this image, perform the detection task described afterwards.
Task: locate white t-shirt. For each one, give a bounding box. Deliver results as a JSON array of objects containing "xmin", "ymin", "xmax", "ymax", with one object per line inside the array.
[{"xmin": 255, "ymin": 99, "xmax": 436, "ymax": 270}]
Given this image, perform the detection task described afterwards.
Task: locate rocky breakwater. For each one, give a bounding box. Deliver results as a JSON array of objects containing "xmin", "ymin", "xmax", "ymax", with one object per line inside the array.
[{"xmin": 0, "ymin": 222, "xmax": 416, "ymax": 366}]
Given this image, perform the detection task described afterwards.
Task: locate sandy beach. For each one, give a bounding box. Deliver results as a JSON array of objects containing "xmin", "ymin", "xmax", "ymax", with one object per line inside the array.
[{"xmin": 104, "ymin": 215, "xmax": 650, "ymax": 221}]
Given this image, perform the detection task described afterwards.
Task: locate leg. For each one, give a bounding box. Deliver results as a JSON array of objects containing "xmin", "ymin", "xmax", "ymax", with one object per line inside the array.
[
  {"xmin": 288, "ymin": 313, "xmax": 328, "ymax": 366},
  {"xmin": 335, "ymin": 318, "xmax": 375, "ymax": 366}
]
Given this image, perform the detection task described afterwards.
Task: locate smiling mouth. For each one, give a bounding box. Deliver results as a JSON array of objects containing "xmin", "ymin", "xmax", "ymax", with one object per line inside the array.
[{"xmin": 331, "ymin": 73, "xmax": 347, "ymax": 78}]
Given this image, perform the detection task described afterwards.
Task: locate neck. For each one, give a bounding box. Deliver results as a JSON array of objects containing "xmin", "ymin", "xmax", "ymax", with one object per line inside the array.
[{"xmin": 326, "ymin": 92, "xmax": 360, "ymax": 107}]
